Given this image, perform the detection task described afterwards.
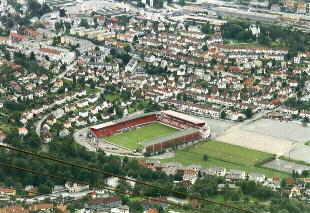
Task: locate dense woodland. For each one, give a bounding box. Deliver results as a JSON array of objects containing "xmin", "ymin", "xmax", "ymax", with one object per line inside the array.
[{"xmin": 222, "ymin": 20, "xmax": 310, "ymax": 59}]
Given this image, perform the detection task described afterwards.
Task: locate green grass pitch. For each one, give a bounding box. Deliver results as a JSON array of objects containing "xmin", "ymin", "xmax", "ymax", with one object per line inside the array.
[
  {"xmin": 162, "ymin": 140, "xmax": 288, "ymax": 178},
  {"xmin": 103, "ymin": 122, "xmax": 178, "ymax": 150}
]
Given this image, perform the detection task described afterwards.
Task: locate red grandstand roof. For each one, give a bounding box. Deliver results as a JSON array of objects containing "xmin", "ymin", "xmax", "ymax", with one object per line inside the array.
[
  {"xmin": 91, "ymin": 121, "xmax": 116, "ymax": 130},
  {"xmin": 163, "ymin": 110, "xmax": 205, "ymax": 125},
  {"xmin": 91, "ymin": 112, "xmax": 157, "ymax": 131},
  {"xmin": 90, "ymin": 112, "xmax": 158, "ymax": 138}
]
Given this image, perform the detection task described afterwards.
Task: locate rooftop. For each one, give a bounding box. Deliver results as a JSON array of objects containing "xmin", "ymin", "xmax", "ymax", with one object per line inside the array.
[
  {"xmin": 163, "ymin": 110, "xmax": 205, "ymax": 125},
  {"xmin": 91, "ymin": 112, "xmax": 157, "ymax": 130},
  {"xmin": 144, "ymin": 128, "xmax": 200, "ymax": 147}
]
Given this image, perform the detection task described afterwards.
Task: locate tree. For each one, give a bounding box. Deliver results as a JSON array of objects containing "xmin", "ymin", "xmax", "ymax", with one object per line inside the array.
[
  {"xmin": 117, "ymin": 179, "xmax": 131, "ymax": 193},
  {"xmin": 179, "ymin": 0, "xmax": 185, "ymax": 6},
  {"xmin": 59, "ymin": 8, "xmax": 66, "ymax": 17},
  {"xmin": 222, "ymin": 23, "xmax": 243, "ymax": 40},
  {"xmin": 230, "ymin": 190, "xmax": 241, "ymax": 201},
  {"xmin": 258, "ymin": 35, "xmax": 271, "ymax": 46},
  {"xmin": 29, "ymin": 52, "xmax": 36, "ymax": 61},
  {"xmin": 202, "ymin": 44, "xmax": 208, "ymax": 51},
  {"xmin": 38, "ymin": 184, "xmax": 51, "ymax": 194},
  {"xmin": 203, "ymin": 154, "xmax": 208, "ymax": 161},
  {"xmin": 241, "ymin": 181, "xmax": 257, "ymax": 195},
  {"xmin": 94, "ymin": 17, "xmax": 98, "ymax": 27},
  {"xmin": 133, "ymin": 35, "xmax": 138, "ymax": 44},
  {"xmin": 79, "ymin": 19, "xmax": 89, "ymax": 28},
  {"xmin": 124, "ymin": 45, "xmax": 131, "ymax": 53},
  {"xmin": 220, "ymin": 111, "xmax": 227, "ymax": 119},
  {"xmin": 128, "ymin": 201, "xmax": 143, "ymax": 212},
  {"xmin": 64, "ymin": 22, "xmax": 72, "ymax": 33},
  {"xmin": 243, "ymin": 108, "xmax": 253, "ymax": 119},
  {"xmin": 302, "ymin": 117, "xmax": 309, "ymax": 127},
  {"xmin": 280, "ymin": 179, "xmax": 287, "ymax": 188},
  {"xmin": 27, "ymin": 0, "xmax": 51, "ymax": 18},
  {"xmin": 55, "ymin": 22, "xmax": 63, "ymax": 33},
  {"xmin": 201, "ymin": 23, "xmax": 212, "ymax": 34},
  {"xmin": 4, "ymin": 50, "xmax": 11, "ymax": 61},
  {"xmin": 301, "ymin": 170, "xmax": 309, "ymax": 177},
  {"xmin": 278, "ymin": 210, "xmax": 289, "ymax": 213}
]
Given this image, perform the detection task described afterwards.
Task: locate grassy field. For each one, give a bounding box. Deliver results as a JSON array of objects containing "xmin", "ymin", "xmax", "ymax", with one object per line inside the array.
[
  {"xmin": 104, "ymin": 122, "xmax": 178, "ymax": 150},
  {"xmin": 105, "ymin": 93, "xmax": 120, "ymax": 102},
  {"xmin": 162, "ymin": 141, "xmax": 288, "ymax": 178}
]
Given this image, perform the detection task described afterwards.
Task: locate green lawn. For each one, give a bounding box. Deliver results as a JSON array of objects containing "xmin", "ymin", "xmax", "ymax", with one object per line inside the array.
[
  {"xmin": 162, "ymin": 141, "xmax": 288, "ymax": 178},
  {"xmin": 0, "ymin": 122, "xmax": 17, "ymax": 135},
  {"xmin": 104, "ymin": 123, "xmax": 178, "ymax": 150},
  {"xmin": 105, "ymin": 93, "xmax": 120, "ymax": 102}
]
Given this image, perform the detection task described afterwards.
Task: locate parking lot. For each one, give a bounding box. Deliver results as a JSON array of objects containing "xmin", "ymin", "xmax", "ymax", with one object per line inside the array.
[
  {"xmin": 204, "ymin": 118, "xmax": 235, "ymax": 139},
  {"xmin": 242, "ymin": 119, "xmax": 310, "ymax": 143},
  {"xmin": 264, "ymin": 159, "xmax": 310, "ymax": 174},
  {"xmin": 215, "ymin": 118, "xmax": 310, "ymax": 163},
  {"xmin": 216, "ymin": 128, "xmax": 293, "ymax": 155}
]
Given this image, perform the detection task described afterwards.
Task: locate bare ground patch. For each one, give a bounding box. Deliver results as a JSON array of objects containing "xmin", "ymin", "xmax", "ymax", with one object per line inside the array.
[{"xmin": 216, "ymin": 129, "xmax": 293, "ymax": 155}]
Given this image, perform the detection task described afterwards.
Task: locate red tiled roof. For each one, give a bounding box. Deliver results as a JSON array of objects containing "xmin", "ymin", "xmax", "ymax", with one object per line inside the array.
[
  {"xmin": 0, "ymin": 36, "xmax": 8, "ymax": 41},
  {"xmin": 0, "ymin": 187, "xmax": 15, "ymax": 193},
  {"xmin": 88, "ymin": 195, "xmax": 121, "ymax": 205},
  {"xmin": 30, "ymin": 203, "xmax": 53, "ymax": 211},
  {"xmin": 0, "ymin": 205, "xmax": 29, "ymax": 213},
  {"xmin": 10, "ymin": 33, "xmax": 26, "ymax": 41},
  {"xmin": 145, "ymin": 208, "xmax": 159, "ymax": 213},
  {"xmin": 39, "ymin": 48, "xmax": 61, "ymax": 55}
]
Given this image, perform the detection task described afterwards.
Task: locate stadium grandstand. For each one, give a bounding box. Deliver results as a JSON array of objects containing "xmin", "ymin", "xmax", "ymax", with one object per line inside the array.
[{"xmin": 90, "ymin": 111, "xmax": 210, "ymax": 154}]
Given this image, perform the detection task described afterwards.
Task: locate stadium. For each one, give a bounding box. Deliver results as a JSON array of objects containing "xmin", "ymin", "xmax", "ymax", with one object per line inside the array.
[{"xmin": 90, "ymin": 110, "xmax": 210, "ymax": 154}]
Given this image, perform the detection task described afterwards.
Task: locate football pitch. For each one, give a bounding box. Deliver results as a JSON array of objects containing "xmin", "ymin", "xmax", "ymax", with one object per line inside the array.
[
  {"xmin": 163, "ymin": 140, "xmax": 288, "ymax": 178},
  {"xmin": 103, "ymin": 122, "xmax": 178, "ymax": 150}
]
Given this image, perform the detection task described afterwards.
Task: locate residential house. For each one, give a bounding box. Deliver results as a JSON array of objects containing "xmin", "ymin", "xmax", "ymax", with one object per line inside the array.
[
  {"xmin": 59, "ymin": 129, "xmax": 70, "ymax": 138},
  {"xmin": 0, "ymin": 187, "xmax": 16, "ymax": 196},
  {"xmin": 64, "ymin": 121, "xmax": 72, "ymax": 129},
  {"xmin": 86, "ymin": 196, "xmax": 122, "ymax": 210},
  {"xmin": 65, "ymin": 182, "xmax": 89, "ymax": 193},
  {"xmin": 144, "ymin": 208, "xmax": 159, "ymax": 213},
  {"xmin": 270, "ymin": 4, "xmax": 281, "ymax": 11},
  {"xmin": 289, "ymin": 186, "xmax": 301, "ymax": 198},
  {"xmin": 226, "ymin": 169, "xmax": 247, "ymax": 181},
  {"xmin": 9, "ymin": 32, "xmax": 27, "ymax": 43},
  {"xmin": 77, "ymin": 100, "xmax": 89, "ymax": 108},
  {"xmin": 0, "ymin": 36, "xmax": 8, "ymax": 45},
  {"xmin": 88, "ymin": 94, "xmax": 99, "ymax": 104},
  {"xmin": 111, "ymin": 205, "xmax": 130, "ymax": 213},
  {"xmin": 89, "ymin": 116, "xmax": 98, "ymax": 123},
  {"xmin": 46, "ymin": 115, "xmax": 57, "ymax": 126},
  {"xmin": 30, "ymin": 203, "xmax": 54, "ymax": 212},
  {"xmin": 297, "ymin": 1, "xmax": 306, "ymax": 13},
  {"xmin": 76, "ymin": 118, "xmax": 87, "ymax": 127},
  {"xmin": 0, "ymin": 205, "xmax": 29, "ymax": 213},
  {"xmin": 52, "ymin": 185, "xmax": 66, "ymax": 193},
  {"xmin": 42, "ymin": 132, "xmax": 52, "ymax": 143},
  {"xmin": 248, "ymin": 173, "xmax": 266, "ymax": 183},
  {"xmin": 79, "ymin": 110, "xmax": 89, "ymax": 118},
  {"xmin": 18, "ymin": 127, "xmax": 28, "ymax": 136}
]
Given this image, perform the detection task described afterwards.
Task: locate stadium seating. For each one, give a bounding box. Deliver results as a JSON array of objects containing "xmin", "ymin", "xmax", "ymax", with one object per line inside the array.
[
  {"xmin": 92, "ymin": 114, "xmax": 157, "ymax": 137},
  {"xmin": 91, "ymin": 111, "xmax": 205, "ymax": 153}
]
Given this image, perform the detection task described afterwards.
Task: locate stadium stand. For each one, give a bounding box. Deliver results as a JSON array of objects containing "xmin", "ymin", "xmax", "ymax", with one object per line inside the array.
[{"xmin": 90, "ymin": 111, "xmax": 210, "ymax": 154}]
